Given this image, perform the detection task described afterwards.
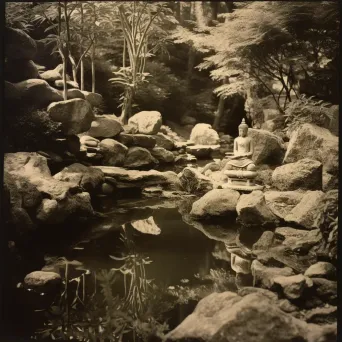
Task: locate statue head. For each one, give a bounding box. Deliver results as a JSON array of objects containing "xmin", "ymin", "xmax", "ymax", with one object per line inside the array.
[{"xmin": 238, "ymin": 118, "xmax": 248, "ymax": 137}]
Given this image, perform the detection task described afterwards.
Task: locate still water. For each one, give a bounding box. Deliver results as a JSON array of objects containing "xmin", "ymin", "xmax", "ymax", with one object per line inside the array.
[{"xmin": 6, "ymin": 196, "xmax": 252, "ymax": 341}]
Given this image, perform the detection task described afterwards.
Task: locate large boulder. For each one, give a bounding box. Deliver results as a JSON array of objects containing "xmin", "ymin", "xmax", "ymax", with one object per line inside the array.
[
  {"xmin": 186, "ymin": 145, "xmax": 220, "ymax": 159},
  {"xmin": 150, "ymin": 147, "xmax": 175, "ymax": 163},
  {"xmin": 272, "ymin": 274, "xmax": 312, "ymax": 300},
  {"xmin": 190, "ymin": 189, "xmax": 240, "ymax": 219},
  {"xmin": 166, "ymin": 291, "xmax": 331, "ymax": 342},
  {"xmin": 264, "ymin": 191, "xmax": 305, "ymax": 219},
  {"xmin": 66, "ymin": 89, "xmax": 85, "ymax": 100},
  {"xmin": 14, "ymin": 79, "xmax": 63, "ymax": 108},
  {"xmin": 47, "ymin": 99, "xmax": 94, "ymax": 135},
  {"xmin": 4, "ymin": 59, "xmax": 39, "ymax": 83},
  {"xmin": 5, "ymin": 27, "xmax": 37, "ymax": 60},
  {"xmin": 304, "ymin": 262, "xmax": 336, "ymax": 280},
  {"xmin": 117, "ymin": 133, "xmax": 156, "ymax": 148},
  {"xmin": 131, "ymin": 216, "xmax": 161, "ymax": 235},
  {"xmin": 236, "ymin": 190, "xmax": 279, "ymax": 227},
  {"xmin": 54, "ymin": 79, "xmax": 79, "ymax": 89},
  {"xmin": 99, "ymin": 139, "xmax": 128, "ymax": 166},
  {"xmin": 53, "ymin": 163, "xmax": 104, "ymax": 193},
  {"xmin": 4, "ymin": 153, "xmax": 94, "ymax": 226},
  {"xmin": 272, "ymin": 159, "xmax": 323, "ymax": 191},
  {"xmin": 128, "ymin": 111, "xmax": 162, "ymax": 135},
  {"xmin": 284, "ymin": 124, "xmax": 338, "ymax": 175},
  {"xmin": 123, "ymin": 147, "xmax": 158, "ymax": 169},
  {"xmin": 40, "ymin": 64, "xmax": 64, "ymax": 83},
  {"xmin": 284, "ymin": 191, "xmax": 325, "ymax": 230},
  {"xmin": 248, "ymin": 128, "xmax": 284, "ymax": 165},
  {"xmin": 92, "ymin": 166, "xmax": 181, "ymax": 190},
  {"xmin": 178, "ymin": 167, "xmax": 214, "ymax": 194},
  {"xmin": 80, "ymin": 91, "xmax": 103, "ymax": 108},
  {"xmin": 189, "ymin": 123, "xmax": 219, "ymax": 145},
  {"xmin": 87, "ymin": 115, "xmax": 122, "ymax": 138},
  {"xmin": 24, "ymin": 271, "xmax": 61, "ymax": 293},
  {"xmin": 153, "ymin": 133, "xmax": 174, "ymax": 150}
]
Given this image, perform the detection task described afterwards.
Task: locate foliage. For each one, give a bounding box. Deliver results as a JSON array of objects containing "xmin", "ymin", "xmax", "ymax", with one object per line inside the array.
[
  {"xmin": 284, "ymin": 94, "xmax": 334, "ymax": 133},
  {"xmin": 5, "ymin": 2, "xmax": 34, "ymax": 31},
  {"xmin": 134, "ymin": 60, "xmax": 188, "ymax": 115},
  {"xmin": 195, "ymin": 268, "xmax": 236, "ymax": 292},
  {"xmin": 193, "ymin": 1, "xmax": 339, "ymax": 112},
  {"xmin": 4, "ymin": 107, "xmax": 62, "ymax": 152}
]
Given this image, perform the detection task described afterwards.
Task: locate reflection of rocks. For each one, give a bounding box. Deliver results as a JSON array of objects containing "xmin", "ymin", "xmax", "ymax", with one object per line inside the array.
[
  {"xmin": 179, "ymin": 201, "xmax": 238, "ymax": 244},
  {"xmin": 131, "ymin": 216, "xmax": 161, "ymax": 235},
  {"xmin": 166, "ymin": 291, "xmax": 333, "ymax": 342},
  {"xmin": 190, "ymin": 189, "xmax": 239, "ymax": 219}
]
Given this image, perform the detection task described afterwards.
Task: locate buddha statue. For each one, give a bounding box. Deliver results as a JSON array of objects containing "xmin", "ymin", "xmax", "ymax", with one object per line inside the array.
[
  {"xmin": 223, "ymin": 119, "xmax": 263, "ymax": 191},
  {"xmin": 224, "ymin": 118, "xmax": 256, "ymax": 171}
]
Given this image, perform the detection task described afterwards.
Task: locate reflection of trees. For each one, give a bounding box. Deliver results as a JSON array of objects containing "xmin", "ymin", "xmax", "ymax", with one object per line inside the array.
[{"xmin": 34, "ymin": 225, "xmax": 170, "ymax": 341}]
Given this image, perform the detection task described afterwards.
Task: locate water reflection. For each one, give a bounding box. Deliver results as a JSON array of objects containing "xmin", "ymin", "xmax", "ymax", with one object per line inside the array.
[{"xmin": 27, "ymin": 201, "xmax": 255, "ymax": 341}]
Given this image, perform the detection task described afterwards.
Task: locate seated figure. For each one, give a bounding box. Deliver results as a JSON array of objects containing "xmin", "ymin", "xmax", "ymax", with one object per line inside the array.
[
  {"xmin": 224, "ymin": 118, "xmax": 256, "ymax": 171},
  {"xmin": 223, "ymin": 119, "xmax": 262, "ymax": 191}
]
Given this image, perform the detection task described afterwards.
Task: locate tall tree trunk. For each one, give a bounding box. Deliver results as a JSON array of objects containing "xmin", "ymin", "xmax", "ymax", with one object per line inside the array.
[
  {"xmin": 80, "ymin": 60, "xmax": 84, "ymax": 91},
  {"xmin": 91, "ymin": 3, "xmax": 96, "ymax": 93},
  {"xmin": 80, "ymin": 1, "xmax": 84, "ymax": 90},
  {"xmin": 210, "ymin": 2, "xmax": 218, "ymax": 20},
  {"xmin": 213, "ymin": 77, "xmax": 229, "ymax": 131},
  {"xmin": 91, "ymin": 52, "xmax": 95, "ymax": 93},
  {"xmin": 187, "ymin": 45, "xmax": 196, "ymax": 88},
  {"xmin": 69, "ymin": 55, "xmax": 77, "ymax": 83},
  {"xmin": 62, "ymin": 54, "xmax": 68, "ymax": 100},
  {"xmin": 175, "ymin": 1, "xmax": 181, "ymax": 21},
  {"xmin": 120, "ymin": 87, "xmax": 133, "ymax": 124}
]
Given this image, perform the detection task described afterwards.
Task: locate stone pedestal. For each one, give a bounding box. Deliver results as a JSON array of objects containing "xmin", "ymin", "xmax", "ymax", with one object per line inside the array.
[{"xmin": 224, "ymin": 169, "xmax": 263, "ymax": 191}]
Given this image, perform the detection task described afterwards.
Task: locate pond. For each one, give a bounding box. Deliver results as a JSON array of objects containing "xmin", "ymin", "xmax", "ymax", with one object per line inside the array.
[{"xmin": 5, "ymin": 195, "xmax": 255, "ymax": 341}]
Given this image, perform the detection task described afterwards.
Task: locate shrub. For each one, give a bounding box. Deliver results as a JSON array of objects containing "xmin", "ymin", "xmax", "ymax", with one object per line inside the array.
[
  {"xmin": 284, "ymin": 95, "xmax": 334, "ymax": 134},
  {"xmin": 4, "ymin": 106, "xmax": 62, "ymax": 152}
]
